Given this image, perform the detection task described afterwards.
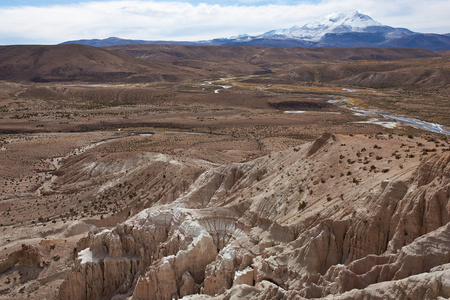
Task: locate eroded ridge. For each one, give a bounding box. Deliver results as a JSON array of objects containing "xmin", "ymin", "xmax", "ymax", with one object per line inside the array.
[{"xmin": 53, "ymin": 134, "xmax": 449, "ymax": 299}]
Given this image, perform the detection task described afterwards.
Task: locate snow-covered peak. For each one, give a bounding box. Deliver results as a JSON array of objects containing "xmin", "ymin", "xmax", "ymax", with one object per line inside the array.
[
  {"xmin": 305, "ymin": 11, "xmax": 381, "ymax": 30},
  {"xmin": 229, "ymin": 33, "xmax": 252, "ymax": 41},
  {"xmin": 261, "ymin": 11, "xmax": 383, "ymax": 42}
]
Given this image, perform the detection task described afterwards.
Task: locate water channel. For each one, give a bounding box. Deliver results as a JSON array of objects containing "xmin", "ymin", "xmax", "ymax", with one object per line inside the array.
[{"xmin": 330, "ymin": 98, "xmax": 450, "ymax": 135}]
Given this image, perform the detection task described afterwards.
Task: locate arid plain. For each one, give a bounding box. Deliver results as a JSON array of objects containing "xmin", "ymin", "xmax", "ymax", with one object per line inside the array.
[{"xmin": 0, "ymin": 44, "xmax": 449, "ymax": 299}]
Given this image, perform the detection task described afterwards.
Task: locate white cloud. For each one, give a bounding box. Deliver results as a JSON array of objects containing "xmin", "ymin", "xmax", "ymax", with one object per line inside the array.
[{"xmin": 0, "ymin": 0, "xmax": 448, "ymax": 45}]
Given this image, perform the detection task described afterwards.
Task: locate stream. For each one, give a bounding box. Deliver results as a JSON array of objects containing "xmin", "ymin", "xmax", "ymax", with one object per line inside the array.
[{"xmin": 331, "ymin": 98, "xmax": 450, "ymax": 135}]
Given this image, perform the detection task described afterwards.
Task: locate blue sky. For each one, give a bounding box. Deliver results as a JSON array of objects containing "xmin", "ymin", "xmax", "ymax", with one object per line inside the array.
[
  {"xmin": 0, "ymin": 0, "xmax": 321, "ymax": 6},
  {"xmin": 0, "ymin": 0, "xmax": 448, "ymax": 45}
]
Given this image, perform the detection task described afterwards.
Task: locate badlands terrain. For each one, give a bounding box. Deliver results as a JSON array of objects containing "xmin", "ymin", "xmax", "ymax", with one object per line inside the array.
[{"xmin": 0, "ymin": 44, "xmax": 449, "ymax": 299}]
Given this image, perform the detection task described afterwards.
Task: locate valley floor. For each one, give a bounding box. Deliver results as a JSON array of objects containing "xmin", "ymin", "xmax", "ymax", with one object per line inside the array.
[{"xmin": 0, "ymin": 74, "xmax": 449, "ymax": 299}]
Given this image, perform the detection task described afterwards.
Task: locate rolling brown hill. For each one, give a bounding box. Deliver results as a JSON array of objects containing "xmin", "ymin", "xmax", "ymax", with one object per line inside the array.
[
  {"xmin": 107, "ymin": 44, "xmax": 439, "ymax": 64},
  {"xmin": 0, "ymin": 44, "xmax": 203, "ymax": 83},
  {"xmin": 0, "ymin": 44, "xmax": 445, "ymax": 86},
  {"xmin": 108, "ymin": 44, "xmax": 443, "ymax": 80},
  {"xmin": 108, "ymin": 45, "xmax": 450, "ymax": 92},
  {"xmin": 274, "ymin": 56, "xmax": 450, "ymax": 88}
]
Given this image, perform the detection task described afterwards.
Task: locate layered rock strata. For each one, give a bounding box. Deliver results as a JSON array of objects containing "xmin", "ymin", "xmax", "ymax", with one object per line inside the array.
[{"xmin": 54, "ymin": 134, "xmax": 450, "ymax": 299}]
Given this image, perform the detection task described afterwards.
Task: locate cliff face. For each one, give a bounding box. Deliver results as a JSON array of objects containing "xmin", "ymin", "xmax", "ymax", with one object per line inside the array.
[{"xmin": 54, "ymin": 133, "xmax": 450, "ymax": 299}]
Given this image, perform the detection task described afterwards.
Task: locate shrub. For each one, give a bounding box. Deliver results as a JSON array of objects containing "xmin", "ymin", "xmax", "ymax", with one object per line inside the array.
[{"xmin": 298, "ymin": 201, "xmax": 307, "ymax": 210}]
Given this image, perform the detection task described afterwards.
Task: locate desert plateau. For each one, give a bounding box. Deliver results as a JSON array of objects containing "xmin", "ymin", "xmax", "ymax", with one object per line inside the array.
[{"xmin": 0, "ymin": 43, "xmax": 449, "ymax": 300}]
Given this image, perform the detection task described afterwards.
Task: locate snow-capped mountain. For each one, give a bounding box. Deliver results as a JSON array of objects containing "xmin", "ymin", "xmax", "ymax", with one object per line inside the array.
[
  {"xmin": 221, "ymin": 10, "xmax": 437, "ymax": 48},
  {"xmin": 61, "ymin": 11, "xmax": 450, "ymax": 50},
  {"xmin": 262, "ymin": 11, "xmax": 383, "ymax": 41}
]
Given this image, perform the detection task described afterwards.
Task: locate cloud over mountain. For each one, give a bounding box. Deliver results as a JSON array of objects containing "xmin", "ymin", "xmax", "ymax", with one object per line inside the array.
[{"xmin": 62, "ymin": 11, "xmax": 450, "ymax": 50}]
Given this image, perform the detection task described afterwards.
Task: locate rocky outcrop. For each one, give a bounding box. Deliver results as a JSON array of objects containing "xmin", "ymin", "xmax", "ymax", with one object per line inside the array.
[
  {"xmin": 0, "ymin": 245, "xmax": 42, "ymax": 274},
  {"xmin": 58, "ymin": 208, "xmax": 246, "ymax": 299},
  {"xmin": 58, "ymin": 258, "xmax": 139, "ymax": 300},
  {"xmin": 299, "ymin": 222, "xmax": 450, "ymax": 298},
  {"xmin": 55, "ymin": 135, "xmax": 450, "ymax": 299},
  {"xmin": 333, "ymin": 268, "xmax": 450, "ymax": 300}
]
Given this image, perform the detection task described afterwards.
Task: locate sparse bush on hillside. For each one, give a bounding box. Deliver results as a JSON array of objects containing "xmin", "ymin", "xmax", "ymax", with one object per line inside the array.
[{"xmin": 298, "ymin": 201, "xmax": 307, "ymax": 210}]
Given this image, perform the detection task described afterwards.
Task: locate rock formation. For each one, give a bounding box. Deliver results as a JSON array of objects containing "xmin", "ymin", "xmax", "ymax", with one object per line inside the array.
[{"xmin": 55, "ymin": 134, "xmax": 450, "ymax": 299}]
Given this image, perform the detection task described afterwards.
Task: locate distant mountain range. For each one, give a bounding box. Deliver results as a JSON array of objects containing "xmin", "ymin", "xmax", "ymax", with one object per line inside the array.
[{"xmin": 61, "ymin": 11, "xmax": 450, "ymax": 50}]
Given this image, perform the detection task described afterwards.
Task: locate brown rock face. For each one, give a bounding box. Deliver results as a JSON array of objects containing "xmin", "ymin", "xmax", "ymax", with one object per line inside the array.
[
  {"xmin": 0, "ymin": 245, "xmax": 42, "ymax": 274},
  {"xmin": 57, "ymin": 208, "xmax": 242, "ymax": 299},
  {"xmin": 58, "ymin": 259, "xmax": 138, "ymax": 300},
  {"xmin": 54, "ymin": 134, "xmax": 449, "ymax": 299}
]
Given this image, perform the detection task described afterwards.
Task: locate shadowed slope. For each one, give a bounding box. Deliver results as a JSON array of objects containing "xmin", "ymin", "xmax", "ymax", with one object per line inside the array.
[{"xmin": 0, "ymin": 44, "xmax": 199, "ymax": 83}]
